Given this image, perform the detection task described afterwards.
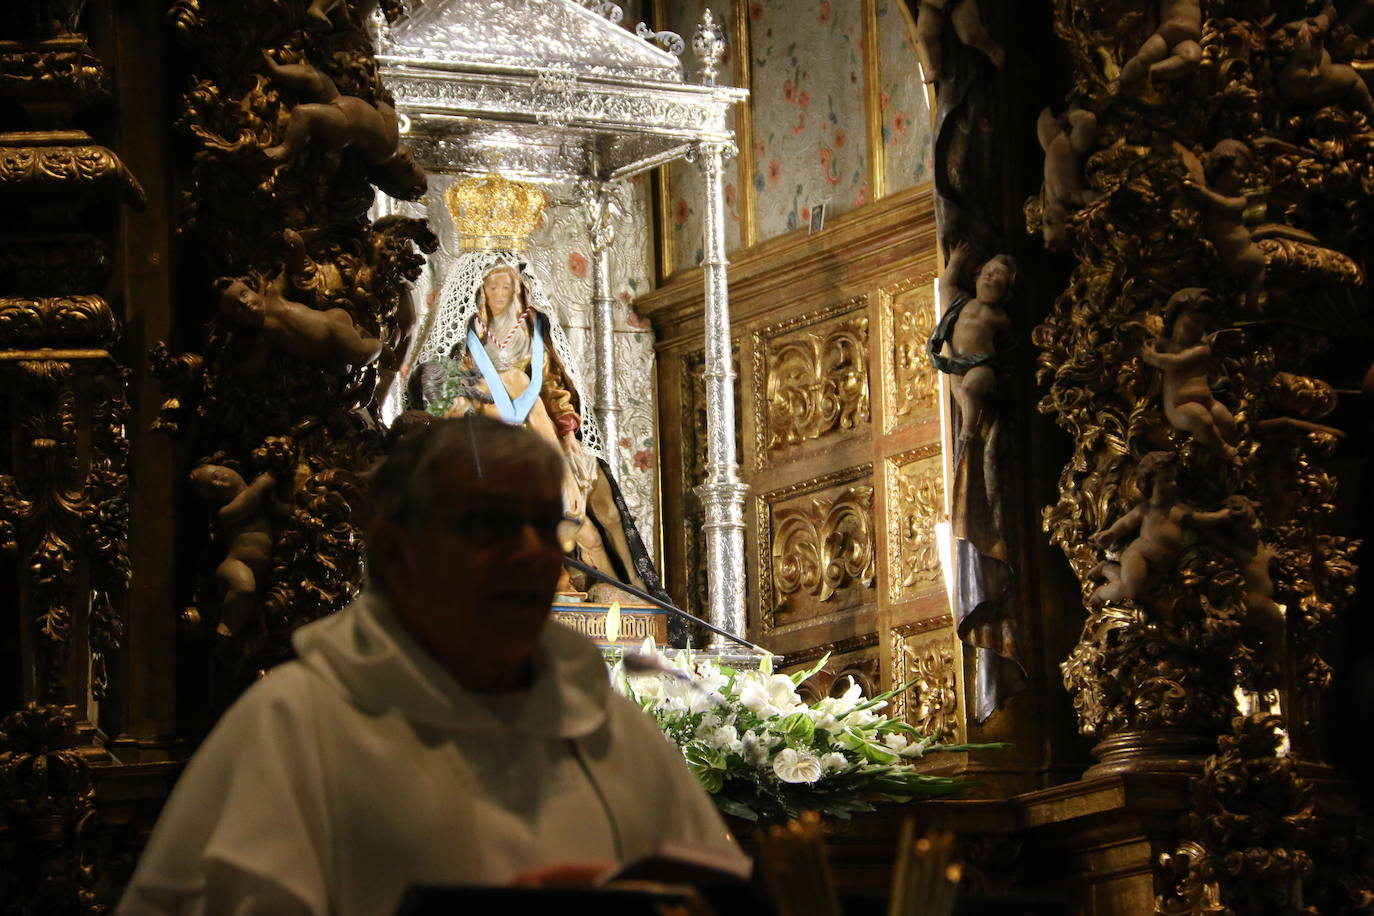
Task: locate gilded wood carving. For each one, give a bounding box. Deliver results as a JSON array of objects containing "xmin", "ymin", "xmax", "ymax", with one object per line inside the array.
[
  {"xmin": 890, "ymin": 616, "xmax": 962, "ymax": 743},
  {"xmin": 1036, "ymin": 0, "xmax": 1371, "ymax": 906},
  {"xmin": 880, "ymin": 277, "xmax": 940, "ymax": 431},
  {"xmin": 885, "ymin": 444, "xmax": 944, "ymax": 603},
  {"xmin": 166, "ymin": 0, "xmax": 436, "ymax": 686},
  {"xmin": 753, "ymin": 299, "xmax": 870, "ymax": 466},
  {"xmin": 757, "ymin": 466, "xmax": 875, "ymax": 632}
]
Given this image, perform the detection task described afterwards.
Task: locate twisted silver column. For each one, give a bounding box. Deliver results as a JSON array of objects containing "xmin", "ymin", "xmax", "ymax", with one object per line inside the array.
[
  {"xmin": 693, "ymin": 137, "xmax": 749, "ymax": 644},
  {"xmin": 584, "ymin": 182, "xmax": 620, "ymax": 468}
]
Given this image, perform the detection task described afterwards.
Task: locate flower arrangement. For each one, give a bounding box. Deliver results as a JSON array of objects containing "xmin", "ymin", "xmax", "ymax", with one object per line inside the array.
[{"xmin": 613, "ymin": 642, "xmax": 1008, "ymax": 822}]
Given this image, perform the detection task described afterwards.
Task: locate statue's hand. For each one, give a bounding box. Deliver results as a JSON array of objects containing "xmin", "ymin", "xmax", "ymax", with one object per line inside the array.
[{"xmin": 561, "ymin": 430, "xmax": 582, "ymax": 455}]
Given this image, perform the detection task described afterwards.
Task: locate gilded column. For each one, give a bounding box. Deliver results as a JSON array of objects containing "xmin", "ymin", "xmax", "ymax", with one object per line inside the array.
[{"xmin": 0, "ymin": 0, "xmax": 140, "ymax": 907}]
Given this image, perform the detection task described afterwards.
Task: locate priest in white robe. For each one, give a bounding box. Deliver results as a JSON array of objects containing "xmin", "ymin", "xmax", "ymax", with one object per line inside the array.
[{"xmin": 119, "ymin": 416, "xmax": 747, "ymax": 916}]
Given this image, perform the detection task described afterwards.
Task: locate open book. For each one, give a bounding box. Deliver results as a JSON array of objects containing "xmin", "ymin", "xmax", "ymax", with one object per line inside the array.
[{"xmin": 598, "ymin": 837, "xmax": 754, "ymax": 886}]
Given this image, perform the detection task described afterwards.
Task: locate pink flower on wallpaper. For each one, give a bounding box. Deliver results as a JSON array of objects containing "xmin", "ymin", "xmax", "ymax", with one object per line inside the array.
[
  {"xmin": 880, "ymin": 90, "xmax": 891, "ymax": 112},
  {"xmin": 855, "ymin": 183, "xmax": 870, "ymax": 206},
  {"xmin": 768, "ymin": 159, "xmax": 781, "ymax": 184},
  {"xmin": 619, "ymin": 437, "xmax": 632, "ymax": 449},
  {"xmin": 725, "ymin": 182, "xmax": 737, "ymax": 207},
  {"xmin": 793, "ymin": 112, "xmax": 806, "ymax": 134},
  {"xmin": 754, "ymin": 138, "xmax": 767, "ymax": 158},
  {"xmin": 819, "ymin": 147, "xmax": 840, "ymax": 184},
  {"xmin": 798, "ymin": 89, "xmax": 810, "ymax": 109},
  {"xmin": 673, "ymin": 198, "xmax": 690, "ymax": 227},
  {"xmin": 567, "ymin": 251, "xmax": 588, "ymax": 278},
  {"xmin": 818, "ymin": 1, "xmax": 831, "ymax": 24},
  {"xmin": 892, "ymin": 112, "xmax": 909, "ymax": 137},
  {"xmin": 784, "ymin": 79, "xmax": 796, "ymax": 103},
  {"xmin": 801, "ymin": 206, "xmax": 811, "ymax": 222},
  {"xmin": 632, "ymin": 449, "xmax": 655, "ymax": 471},
  {"xmin": 835, "ymin": 129, "xmax": 846, "ymax": 147}
]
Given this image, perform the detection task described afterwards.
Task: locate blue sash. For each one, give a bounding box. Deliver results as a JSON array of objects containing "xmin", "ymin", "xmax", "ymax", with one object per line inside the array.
[{"xmin": 466, "ymin": 314, "xmax": 545, "ymax": 425}]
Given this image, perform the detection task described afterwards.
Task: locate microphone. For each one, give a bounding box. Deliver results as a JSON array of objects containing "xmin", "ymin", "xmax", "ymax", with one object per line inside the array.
[{"xmin": 559, "ymin": 553, "xmax": 772, "ymax": 657}]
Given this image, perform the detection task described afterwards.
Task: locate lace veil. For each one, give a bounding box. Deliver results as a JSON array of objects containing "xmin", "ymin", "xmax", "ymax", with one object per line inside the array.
[{"xmin": 408, "ymin": 248, "xmax": 607, "ymax": 463}]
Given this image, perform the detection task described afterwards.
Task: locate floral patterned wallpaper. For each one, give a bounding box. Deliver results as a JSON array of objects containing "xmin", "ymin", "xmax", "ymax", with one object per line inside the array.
[
  {"xmin": 749, "ymin": 0, "xmax": 867, "ymax": 239},
  {"xmin": 876, "ymin": 0, "xmax": 931, "ymax": 194},
  {"xmin": 665, "ymin": 0, "xmax": 744, "ymax": 272},
  {"xmin": 658, "ymin": 0, "xmax": 930, "ymax": 270}
]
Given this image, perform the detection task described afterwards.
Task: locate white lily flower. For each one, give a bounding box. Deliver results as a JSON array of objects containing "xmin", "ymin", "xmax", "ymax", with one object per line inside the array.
[{"xmin": 773, "ymin": 747, "xmax": 823, "ymax": 784}]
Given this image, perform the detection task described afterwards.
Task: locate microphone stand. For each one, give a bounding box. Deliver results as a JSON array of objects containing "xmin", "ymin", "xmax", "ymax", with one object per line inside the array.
[{"xmin": 561, "ymin": 554, "xmax": 773, "ymax": 657}]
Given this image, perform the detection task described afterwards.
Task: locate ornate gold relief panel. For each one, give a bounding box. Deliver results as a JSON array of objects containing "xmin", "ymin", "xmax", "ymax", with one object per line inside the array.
[
  {"xmin": 752, "ymin": 298, "xmax": 870, "ymax": 469},
  {"xmin": 885, "ymin": 444, "xmax": 945, "ymax": 604},
  {"xmin": 758, "ymin": 465, "xmax": 875, "ymax": 633},
  {"xmin": 891, "ymin": 616, "xmax": 964, "ymax": 743},
  {"xmin": 879, "ymin": 275, "xmax": 939, "ymax": 432}
]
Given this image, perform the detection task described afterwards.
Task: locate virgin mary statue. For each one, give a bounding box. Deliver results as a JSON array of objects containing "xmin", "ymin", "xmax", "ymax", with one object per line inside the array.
[{"xmin": 406, "ymin": 175, "xmax": 664, "ymax": 605}]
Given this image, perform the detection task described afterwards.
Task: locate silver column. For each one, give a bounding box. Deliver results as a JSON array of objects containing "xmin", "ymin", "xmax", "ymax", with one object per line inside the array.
[
  {"xmin": 693, "ymin": 137, "xmax": 749, "ymax": 644},
  {"xmin": 584, "ymin": 182, "xmax": 620, "ymax": 468}
]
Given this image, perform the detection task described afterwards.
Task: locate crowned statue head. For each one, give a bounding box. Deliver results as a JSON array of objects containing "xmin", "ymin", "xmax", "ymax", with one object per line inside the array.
[{"xmin": 406, "ymin": 172, "xmax": 606, "ymax": 465}]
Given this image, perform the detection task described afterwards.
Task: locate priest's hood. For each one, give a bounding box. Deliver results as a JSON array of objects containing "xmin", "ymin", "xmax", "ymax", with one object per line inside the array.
[{"xmin": 291, "ymin": 591, "xmax": 612, "ymax": 739}]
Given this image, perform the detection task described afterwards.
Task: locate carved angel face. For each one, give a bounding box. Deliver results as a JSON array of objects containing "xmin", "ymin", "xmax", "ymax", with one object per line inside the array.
[
  {"xmin": 219, "ymin": 279, "xmax": 265, "ymax": 323},
  {"xmin": 975, "ymin": 256, "xmax": 1014, "ymax": 303}
]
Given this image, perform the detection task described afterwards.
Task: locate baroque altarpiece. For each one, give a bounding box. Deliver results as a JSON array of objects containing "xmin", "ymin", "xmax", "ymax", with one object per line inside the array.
[{"xmin": 2, "ymin": 0, "xmax": 1374, "ymax": 913}]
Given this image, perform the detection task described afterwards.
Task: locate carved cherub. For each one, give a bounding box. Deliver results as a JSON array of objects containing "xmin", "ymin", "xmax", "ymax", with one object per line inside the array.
[
  {"xmin": 1271, "ymin": 5, "xmax": 1374, "ymax": 116},
  {"xmin": 1111, "ymin": 0, "xmax": 1203, "ymax": 93},
  {"xmin": 261, "ymin": 52, "xmax": 427, "ymax": 200},
  {"xmin": 1088, "ymin": 451, "xmax": 1234, "ymax": 609},
  {"xmin": 1201, "ymin": 495, "xmax": 1285, "ymax": 669},
  {"xmin": 215, "ymin": 244, "xmax": 383, "ymax": 371},
  {"xmin": 1140, "ymin": 288, "xmax": 1240, "ymax": 462},
  {"xmin": 927, "ymin": 242, "xmax": 1017, "ymax": 447},
  {"xmin": 914, "ymin": 0, "xmax": 1004, "ymax": 84},
  {"xmin": 305, "ymin": 0, "xmax": 347, "ymax": 29},
  {"xmin": 1036, "ymin": 106, "xmax": 1099, "ymax": 252},
  {"xmin": 189, "ymin": 464, "xmax": 276, "ymax": 637},
  {"xmin": 1182, "ymin": 140, "xmax": 1267, "ymax": 312}
]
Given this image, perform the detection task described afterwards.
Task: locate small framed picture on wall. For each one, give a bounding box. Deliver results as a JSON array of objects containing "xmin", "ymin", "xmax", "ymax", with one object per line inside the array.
[{"xmin": 808, "ymin": 203, "xmax": 826, "ymax": 235}]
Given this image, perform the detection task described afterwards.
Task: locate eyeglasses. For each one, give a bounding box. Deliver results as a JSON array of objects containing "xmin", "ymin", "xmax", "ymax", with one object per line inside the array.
[{"xmin": 424, "ymin": 508, "xmax": 582, "ymax": 553}]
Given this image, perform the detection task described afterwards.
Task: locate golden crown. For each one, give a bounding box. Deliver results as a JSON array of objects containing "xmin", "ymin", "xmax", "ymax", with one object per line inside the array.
[{"xmin": 444, "ymin": 173, "xmax": 546, "ymax": 252}]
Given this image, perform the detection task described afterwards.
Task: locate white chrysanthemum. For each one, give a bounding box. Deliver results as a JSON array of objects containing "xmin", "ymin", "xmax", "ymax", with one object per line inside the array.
[
  {"xmin": 821, "ymin": 752, "xmax": 848, "ymax": 773},
  {"xmin": 706, "ymin": 723, "xmax": 742, "ymax": 755},
  {"xmin": 772, "ymin": 748, "xmax": 823, "ymax": 784},
  {"xmin": 742, "ymin": 731, "xmax": 769, "ymax": 766}
]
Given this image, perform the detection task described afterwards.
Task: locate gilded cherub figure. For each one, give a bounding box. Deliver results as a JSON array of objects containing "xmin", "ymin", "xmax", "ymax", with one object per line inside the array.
[
  {"xmin": 1140, "ymin": 288, "xmax": 1240, "ymax": 462},
  {"xmin": 189, "ymin": 463, "xmax": 276, "ymax": 637},
  {"xmin": 261, "ymin": 52, "xmax": 427, "ymax": 200},
  {"xmin": 914, "ymin": 0, "xmax": 1004, "ymax": 84},
  {"xmin": 1112, "ymin": 0, "xmax": 1202, "ymax": 93},
  {"xmin": 1182, "ymin": 140, "xmax": 1266, "ymax": 312},
  {"xmin": 1036, "ymin": 106, "xmax": 1099, "ymax": 252},
  {"xmin": 1271, "ymin": 5, "xmax": 1374, "ymax": 116},
  {"xmin": 305, "ymin": 0, "xmax": 346, "ymax": 29},
  {"xmin": 215, "ymin": 235, "xmax": 383, "ymax": 372},
  {"xmin": 927, "ymin": 242, "xmax": 1017, "ymax": 447},
  {"xmin": 1088, "ymin": 451, "xmax": 1234, "ymax": 609},
  {"xmin": 1202, "ymin": 495, "xmax": 1285, "ymax": 669}
]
